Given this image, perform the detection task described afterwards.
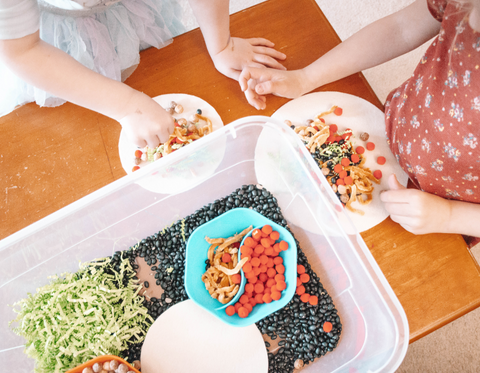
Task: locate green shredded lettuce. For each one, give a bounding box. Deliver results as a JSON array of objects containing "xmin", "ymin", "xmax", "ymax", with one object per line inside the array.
[
  {"xmin": 10, "ymin": 255, "xmax": 153, "ymax": 373},
  {"xmin": 181, "ymin": 219, "xmax": 186, "ymax": 242},
  {"xmin": 147, "ymin": 146, "xmax": 156, "ymax": 162},
  {"xmin": 160, "ymin": 221, "xmax": 174, "ymax": 235},
  {"xmin": 318, "ymin": 141, "xmax": 353, "ymax": 165}
]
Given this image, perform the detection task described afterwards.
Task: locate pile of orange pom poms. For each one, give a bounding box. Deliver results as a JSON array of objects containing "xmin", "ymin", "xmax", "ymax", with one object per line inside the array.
[{"xmin": 225, "ymin": 225, "xmax": 290, "ymax": 318}]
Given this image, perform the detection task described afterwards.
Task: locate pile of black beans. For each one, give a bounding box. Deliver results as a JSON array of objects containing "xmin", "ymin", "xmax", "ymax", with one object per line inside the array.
[
  {"xmin": 260, "ymin": 248, "xmax": 341, "ymax": 372},
  {"xmin": 112, "ymin": 184, "xmax": 342, "ymax": 371}
]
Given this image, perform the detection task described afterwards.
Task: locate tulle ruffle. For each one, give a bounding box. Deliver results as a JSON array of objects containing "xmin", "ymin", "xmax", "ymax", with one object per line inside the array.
[{"xmin": 0, "ymin": 0, "xmax": 185, "ymax": 116}]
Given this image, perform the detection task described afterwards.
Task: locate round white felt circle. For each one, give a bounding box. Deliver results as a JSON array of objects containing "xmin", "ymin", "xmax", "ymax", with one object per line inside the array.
[
  {"xmin": 141, "ymin": 300, "xmax": 268, "ymax": 373},
  {"xmin": 118, "ymin": 93, "xmax": 224, "ymax": 194},
  {"xmin": 271, "ymin": 91, "xmax": 408, "ymax": 233}
]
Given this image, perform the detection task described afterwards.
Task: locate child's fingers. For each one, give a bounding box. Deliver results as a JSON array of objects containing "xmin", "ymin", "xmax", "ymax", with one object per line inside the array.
[
  {"xmin": 383, "ymin": 200, "xmax": 413, "ymax": 218},
  {"xmin": 388, "ymin": 174, "xmax": 406, "ymax": 190},
  {"xmin": 244, "ymin": 87, "xmax": 266, "ymax": 110},
  {"xmin": 390, "ymin": 214, "xmax": 411, "ymax": 224},
  {"xmin": 159, "ymin": 123, "xmax": 175, "ymax": 144},
  {"xmin": 389, "ymin": 214, "xmax": 417, "ymax": 233},
  {"xmin": 239, "ymin": 68, "xmax": 258, "ymax": 91},
  {"xmin": 239, "ymin": 67, "xmax": 280, "ymax": 95},
  {"xmin": 145, "ymin": 134, "xmax": 162, "ymax": 149},
  {"xmin": 132, "ymin": 137, "xmax": 147, "ymax": 148},
  {"xmin": 252, "ymin": 46, "xmax": 287, "ymax": 61},
  {"xmin": 380, "ymin": 189, "xmax": 413, "ymax": 204},
  {"xmin": 239, "ymin": 76, "xmax": 249, "ymax": 92},
  {"xmin": 249, "ymin": 94, "xmax": 267, "ymax": 110},
  {"xmin": 247, "ymin": 37, "xmax": 276, "ymax": 48},
  {"xmin": 248, "ymin": 61, "xmax": 268, "ymax": 70},
  {"xmin": 252, "ymin": 54, "xmax": 286, "ymax": 70},
  {"xmin": 255, "ymin": 80, "xmax": 278, "ymax": 95}
]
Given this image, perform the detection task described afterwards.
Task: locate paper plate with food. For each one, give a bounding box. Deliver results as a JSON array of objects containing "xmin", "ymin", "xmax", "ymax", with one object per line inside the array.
[
  {"xmin": 271, "ymin": 91, "xmax": 408, "ymax": 233},
  {"xmin": 118, "ymin": 93, "xmax": 224, "ymax": 194}
]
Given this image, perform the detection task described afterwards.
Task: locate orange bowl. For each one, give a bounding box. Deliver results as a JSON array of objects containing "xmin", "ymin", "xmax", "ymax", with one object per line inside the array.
[{"xmin": 65, "ymin": 355, "xmax": 140, "ymax": 373}]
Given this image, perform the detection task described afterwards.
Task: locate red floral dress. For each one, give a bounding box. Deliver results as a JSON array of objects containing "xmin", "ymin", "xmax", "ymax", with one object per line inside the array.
[{"xmin": 385, "ymin": 0, "xmax": 480, "ymax": 246}]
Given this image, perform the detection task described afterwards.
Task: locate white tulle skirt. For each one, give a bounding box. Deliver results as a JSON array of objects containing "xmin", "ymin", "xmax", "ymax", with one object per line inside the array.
[{"xmin": 0, "ymin": 0, "xmax": 185, "ymax": 117}]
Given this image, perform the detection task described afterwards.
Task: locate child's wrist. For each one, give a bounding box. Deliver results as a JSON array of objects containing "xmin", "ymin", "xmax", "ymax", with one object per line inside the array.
[
  {"xmin": 110, "ymin": 88, "xmax": 142, "ymax": 123},
  {"xmin": 298, "ymin": 68, "xmax": 315, "ymax": 96},
  {"xmin": 206, "ymin": 34, "xmax": 231, "ymax": 57},
  {"xmin": 301, "ymin": 63, "xmax": 330, "ymax": 94},
  {"xmin": 442, "ymin": 199, "xmax": 480, "ymax": 237},
  {"xmin": 441, "ymin": 199, "xmax": 454, "ymax": 234}
]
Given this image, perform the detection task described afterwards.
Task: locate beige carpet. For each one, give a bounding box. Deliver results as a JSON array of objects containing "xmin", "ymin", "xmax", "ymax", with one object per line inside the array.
[{"xmin": 178, "ymin": 0, "xmax": 480, "ymax": 371}]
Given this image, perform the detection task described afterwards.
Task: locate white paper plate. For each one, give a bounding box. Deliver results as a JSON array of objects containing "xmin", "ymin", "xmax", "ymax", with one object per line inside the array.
[
  {"xmin": 118, "ymin": 94, "xmax": 224, "ymax": 194},
  {"xmin": 271, "ymin": 91, "xmax": 408, "ymax": 233},
  {"xmin": 141, "ymin": 300, "xmax": 268, "ymax": 373}
]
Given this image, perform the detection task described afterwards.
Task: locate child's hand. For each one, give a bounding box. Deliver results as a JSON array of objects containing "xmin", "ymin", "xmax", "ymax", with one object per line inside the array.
[
  {"xmin": 119, "ymin": 92, "xmax": 175, "ymax": 148},
  {"xmin": 212, "ymin": 37, "xmax": 286, "ymax": 81},
  {"xmin": 239, "ymin": 67, "xmax": 308, "ymax": 110},
  {"xmin": 380, "ymin": 174, "xmax": 452, "ymax": 235}
]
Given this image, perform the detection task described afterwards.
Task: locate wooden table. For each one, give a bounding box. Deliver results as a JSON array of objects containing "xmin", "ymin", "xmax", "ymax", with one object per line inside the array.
[{"xmin": 1, "ymin": 0, "xmax": 480, "ymax": 343}]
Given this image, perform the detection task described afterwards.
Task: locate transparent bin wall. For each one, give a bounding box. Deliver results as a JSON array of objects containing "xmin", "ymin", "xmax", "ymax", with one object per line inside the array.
[{"xmin": 0, "ymin": 117, "xmax": 408, "ymax": 373}]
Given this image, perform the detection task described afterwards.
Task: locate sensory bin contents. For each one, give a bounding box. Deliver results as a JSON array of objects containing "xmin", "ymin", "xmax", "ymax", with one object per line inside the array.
[
  {"xmin": 132, "ymin": 103, "xmax": 213, "ymax": 172},
  {"xmin": 11, "ymin": 185, "xmax": 341, "ymax": 373},
  {"xmin": 126, "ymin": 184, "xmax": 342, "ymax": 372},
  {"xmin": 10, "ymin": 258, "xmax": 151, "ymax": 373},
  {"xmin": 67, "ymin": 356, "xmax": 140, "ymax": 373},
  {"xmin": 287, "ymin": 106, "xmax": 381, "ymax": 215},
  {"xmin": 202, "ymin": 227, "xmax": 252, "ymax": 306},
  {"xmin": 225, "ymin": 224, "xmax": 292, "ymax": 319}
]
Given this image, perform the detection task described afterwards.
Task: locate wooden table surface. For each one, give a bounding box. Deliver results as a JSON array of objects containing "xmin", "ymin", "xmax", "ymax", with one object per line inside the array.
[{"xmin": 1, "ymin": 0, "xmax": 480, "ymax": 343}]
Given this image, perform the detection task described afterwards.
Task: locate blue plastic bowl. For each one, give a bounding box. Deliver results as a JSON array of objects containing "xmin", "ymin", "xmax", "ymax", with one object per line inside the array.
[{"xmin": 185, "ymin": 207, "xmax": 297, "ymax": 327}]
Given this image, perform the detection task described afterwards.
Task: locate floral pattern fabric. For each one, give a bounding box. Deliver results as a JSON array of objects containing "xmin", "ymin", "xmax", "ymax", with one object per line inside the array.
[{"xmin": 385, "ymin": 0, "xmax": 479, "ymax": 204}]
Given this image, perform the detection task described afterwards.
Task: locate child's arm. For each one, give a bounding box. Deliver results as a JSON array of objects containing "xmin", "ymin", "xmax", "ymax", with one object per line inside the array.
[
  {"xmin": 381, "ymin": 175, "xmax": 480, "ymax": 237},
  {"xmin": 239, "ymin": 0, "xmax": 442, "ymax": 109},
  {"xmin": 0, "ymin": 31, "xmax": 174, "ymax": 148},
  {"xmin": 187, "ymin": 0, "xmax": 287, "ymax": 80}
]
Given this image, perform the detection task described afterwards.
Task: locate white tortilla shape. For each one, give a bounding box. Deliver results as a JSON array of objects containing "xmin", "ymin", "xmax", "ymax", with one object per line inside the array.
[
  {"xmin": 270, "ymin": 91, "xmax": 408, "ymax": 233},
  {"xmin": 141, "ymin": 300, "xmax": 268, "ymax": 373},
  {"xmin": 118, "ymin": 93, "xmax": 224, "ymax": 194}
]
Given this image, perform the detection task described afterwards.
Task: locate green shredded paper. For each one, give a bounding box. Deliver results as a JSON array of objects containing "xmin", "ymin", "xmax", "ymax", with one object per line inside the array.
[
  {"xmin": 10, "ymin": 255, "xmax": 153, "ymax": 373},
  {"xmin": 317, "ymin": 140, "xmax": 352, "ymax": 166}
]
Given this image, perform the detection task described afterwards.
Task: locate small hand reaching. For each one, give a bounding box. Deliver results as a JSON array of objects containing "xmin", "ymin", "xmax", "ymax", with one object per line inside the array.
[
  {"xmin": 239, "ymin": 67, "xmax": 308, "ymax": 110},
  {"xmin": 212, "ymin": 37, "xmax": 286, "ymax": 81},
  {"xmin": 119, "ymin": 91, "xmax": 175, "ymax": 149},
  {"xmin": 380, "ymin": 174, "xmax": 452, "ymax": 235}
]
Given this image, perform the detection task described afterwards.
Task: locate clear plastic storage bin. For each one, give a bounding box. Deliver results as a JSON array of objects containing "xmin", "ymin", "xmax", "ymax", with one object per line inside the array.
[{"xmin": 0, "ymin": 117, "xmax": 408, "ymax": 373}]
